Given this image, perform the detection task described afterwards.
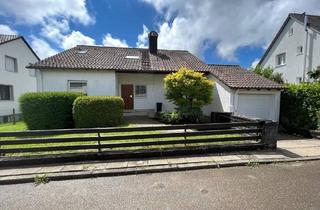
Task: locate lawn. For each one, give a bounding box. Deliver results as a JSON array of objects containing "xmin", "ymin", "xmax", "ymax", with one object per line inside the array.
[
  {"xmin": 0, "ymin": 121, "xmax": 27, "ymax": 132},
  {"xmin": 0, "ymin": 121, "xmax": 254, "ymax": 157}
]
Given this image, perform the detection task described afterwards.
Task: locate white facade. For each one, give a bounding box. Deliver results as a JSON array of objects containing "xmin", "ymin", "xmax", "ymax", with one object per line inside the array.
[
  {"xmin": 38, "ymin": 70, "xmax": 281, "ymax": 122},
  {"xmin": 38, "ymin": 70, "xmax": 116, "ymax": 96},
  {"xmin": 116, "ymin": 73, "xmax": 175, "ymax": 112},
  {"xmin": 0, "ymin": 38, "xmax": 38, "ymax": 121},
  {"xmin": 260, "ymin": 17, "xmax": 320, "ymax": 83}
]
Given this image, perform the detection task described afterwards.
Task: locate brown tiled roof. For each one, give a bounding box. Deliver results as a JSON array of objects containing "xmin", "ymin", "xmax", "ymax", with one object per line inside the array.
[
  {"xmin": 290, "ymin": 13, "xmax": 320, "ymax": 32},
  {"xmin": 27, "ymin": 45, "xmax": 209, "ymax": 73},
  {"xmin": 0, "ymin": 34, "xmax": 20, "ymax": 45},
  {"xmin": 207, "ymin": 64, "xmax": 283, "ymax": 89}
]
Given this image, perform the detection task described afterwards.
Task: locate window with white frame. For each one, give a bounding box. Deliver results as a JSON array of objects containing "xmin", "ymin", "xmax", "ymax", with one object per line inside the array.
[
  {"xmin": 135, "ymin": 85, "xmax": 147, "ymax": 97},
  {"xmin": 68, "ymin": 80, "xmax": 87, "ymax": 93},
  {"xmin": 276, "ymin": 53, "xmax": 286, "ymax": 66},
  {"xmin": 5, "ymin": 56, "xmax": 17, "ymax": 72},
  {"xmin": 288, "ymin": 27, "xmax": 293, "ymax": 36},
  {"xmin": 0, "ymin": 85, "xmax": 14, "ymax": 100},
  {"xmin": 297, "ymin": 46, "xmax": 303, "ymax": 55}
]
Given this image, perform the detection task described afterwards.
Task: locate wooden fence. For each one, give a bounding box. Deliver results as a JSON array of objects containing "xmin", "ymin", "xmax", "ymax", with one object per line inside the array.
[{"xmin": 0, "ymin": 121, "xmax": 277, "ymax": 158}]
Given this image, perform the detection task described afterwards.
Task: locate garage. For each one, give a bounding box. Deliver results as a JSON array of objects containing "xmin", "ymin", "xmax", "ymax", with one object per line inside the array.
[
  {"xmin": 205, "ymin": 65, "xmax": 283, "ymax": 122},
  {"xmin": 236, "ymin": 93, "xmax": 277, "ymax": 121}
]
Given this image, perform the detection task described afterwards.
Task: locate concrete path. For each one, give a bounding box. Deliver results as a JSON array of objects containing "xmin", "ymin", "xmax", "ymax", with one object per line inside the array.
[{"xmin": 0, "ymin": 135, "xmax": 319, "ymax": 184}]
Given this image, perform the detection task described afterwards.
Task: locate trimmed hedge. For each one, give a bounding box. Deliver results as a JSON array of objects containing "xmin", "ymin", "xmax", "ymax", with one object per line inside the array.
[
  {"xmin": 280, "ymin": 83, "xmax": 320, "ymax": 135},
  {"xmin": 20, "ymin": 92, "xmax": 83, "ymax": 130},
  {"xmin": 73, "ymin": 96, "xmax": 124, "ymax": 128}
]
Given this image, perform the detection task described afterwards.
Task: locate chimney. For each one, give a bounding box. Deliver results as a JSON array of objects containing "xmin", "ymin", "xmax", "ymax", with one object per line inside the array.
[
  {"xmin": 148, "ymin": 31, "xmax": 158, "ymax": 54},
  {"xmin": 303, "ymin": 12, "xmax": 308, "ymax": 31}
]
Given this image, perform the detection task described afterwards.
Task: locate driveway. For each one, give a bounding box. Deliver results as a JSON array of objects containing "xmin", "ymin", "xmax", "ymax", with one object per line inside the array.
[{"xmin": 1, "ymin": 161, "xmax": 320, "ymax": 210}]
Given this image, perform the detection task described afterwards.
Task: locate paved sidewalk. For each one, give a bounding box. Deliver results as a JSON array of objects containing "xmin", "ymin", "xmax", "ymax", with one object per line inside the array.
[{"xmin": 0, "ymin": 137, "xmax": 319, "ymax": 184}]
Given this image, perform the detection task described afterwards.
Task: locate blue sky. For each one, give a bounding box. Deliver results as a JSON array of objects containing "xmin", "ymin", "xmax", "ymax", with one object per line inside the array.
[{"xmin": 0, "ymin": 0, "xmax": 319, "ymax": 68}]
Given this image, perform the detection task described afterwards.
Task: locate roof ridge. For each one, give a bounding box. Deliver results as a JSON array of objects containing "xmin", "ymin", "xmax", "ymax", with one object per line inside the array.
[
  {"xmin": 289, "ymin": 13, "xmax": 320, "ymax": 18},
  {"xmin": 76, "ymin": 44, "xmax": 189, "ymax": 52},
  {"xmin": 208, "ymin": 64, "xmax": 240, "ymax": 67}
]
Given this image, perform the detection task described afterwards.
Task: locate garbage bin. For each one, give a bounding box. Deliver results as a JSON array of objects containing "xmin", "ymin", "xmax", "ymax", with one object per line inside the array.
[
  {"xmin": 156, "ymin": 102, "xmax": 162, "ymax": 112},
  {"xmin": 211, "ymin": 112, "xmax": 232, "ymax": 123}
]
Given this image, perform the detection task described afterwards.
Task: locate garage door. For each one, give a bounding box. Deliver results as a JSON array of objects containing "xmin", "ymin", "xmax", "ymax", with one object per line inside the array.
[{"xmin": 236, "ymin": 94, "xmax": 275, "ymax": 121}]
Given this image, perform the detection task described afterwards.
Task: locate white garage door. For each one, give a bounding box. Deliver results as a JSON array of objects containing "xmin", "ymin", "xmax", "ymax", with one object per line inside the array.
[{"xmin": 237, "ymin": 94, "xmax": 275, "ymax": 121}]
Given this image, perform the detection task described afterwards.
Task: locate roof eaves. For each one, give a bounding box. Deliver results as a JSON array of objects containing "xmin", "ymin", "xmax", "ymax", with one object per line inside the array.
[{"xmin": 258, "ymin": 15, "xmax": 291, "ymax": 65}]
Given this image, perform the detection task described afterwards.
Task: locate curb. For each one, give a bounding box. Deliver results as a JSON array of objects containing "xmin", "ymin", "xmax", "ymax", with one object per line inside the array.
[{"xmin": 1, "ymin": 156, "xmax": 320, "ymax": 185}]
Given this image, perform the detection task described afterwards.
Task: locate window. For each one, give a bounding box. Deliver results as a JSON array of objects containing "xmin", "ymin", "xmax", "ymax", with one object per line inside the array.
[
  {"xmin": 135, "ymin": 85, "xmax": 147, "ymax": 97},
  {"xmin": 0, "ymin": 85, "xmax": 14, "ymax": 100},
  {"xmin": 125, "ymin": 55, "xmax": 140, "ymax": 59},
  {"xmin": 288, "ymin": 27, "xmax": 294, "ymax": 36},
  {"xmin": 68, "ymin": 81, "xmax": 87, "ymax": 93},
  {"xmin": 276, "ymin": 53, "xmax": 286, "ymax": 66},
  {"xmin": 5, "ymin": 56, "xmax": 17, "ymax": 72},
  {"xmin": 77, "ymin": 50, "xmax": 87, "ymax": 54},
  {"xmin": 297, "ymin": 46, "xmax": 303, "ymax": 55}
]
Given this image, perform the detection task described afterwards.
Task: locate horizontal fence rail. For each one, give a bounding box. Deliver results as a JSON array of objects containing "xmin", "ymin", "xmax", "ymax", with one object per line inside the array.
[{"xmin": 0, "ymin": 122, "xmax": 268, "ymax": 157}]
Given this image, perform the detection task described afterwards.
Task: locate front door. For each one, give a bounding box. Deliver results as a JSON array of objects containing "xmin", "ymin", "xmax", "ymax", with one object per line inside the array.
[{"xmin": 121, "ymin": 84, "xmax": 134, "ymax": 110}]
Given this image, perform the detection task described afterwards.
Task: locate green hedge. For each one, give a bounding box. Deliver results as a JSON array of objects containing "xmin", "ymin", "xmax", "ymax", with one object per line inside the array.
[
  {"xmin": 280, "ymin": 83, "xmax": 320, "ymax": 135},
  {"xmin": 20, "ymin": 92, "xmax": 83, "ymax": 130},
  {"xmin": 73, "ymin": 96, "xmax": 124, "ymax": 128}
]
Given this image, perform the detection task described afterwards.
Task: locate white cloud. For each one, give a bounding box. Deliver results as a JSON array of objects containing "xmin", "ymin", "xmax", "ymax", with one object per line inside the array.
[
  {"xmin": 141, "ymin": 0, "xmax": 320, "ymax": 61},
  {"xmin": 0, "ymin": 0, "xmax": 94, "ymax": 25},
  {"xmin": 30, "ymin": 36, "xmax": 58, "ymax": 59},
  {"xmin": 62, "ymin": 31, "xmax": 95, "ymax": 49},
  {"xmin": 40, "ymin": 19, "xmax": 70, "ymax": 44},
  {"xmin": 136, "ymin": 25, "xmax": 149, "ymax": 48},
  {"xmin": 250, "ymin": 58, "xmax": 260, "ymax": 68},
  {"xmin": 0, "ymin": 0, "xmax": 96, "ymax": 58},
  {"xmin": 0, "ymin": 24, "xmax": 17, "ymax": 34},
  {"xmin": 102, "ymin": 33, "xmax": 129, "ymax": 48}
]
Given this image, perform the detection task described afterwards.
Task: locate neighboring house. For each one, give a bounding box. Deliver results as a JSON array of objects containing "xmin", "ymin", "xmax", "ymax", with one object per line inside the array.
[
  {"xmin": 0, "ymin": 34, "xmax": 39, "ymax": 123},
  {"xmin": 28, "ymin": 32, "xmax": 282, "ymax": 122},
  {"xmin": 259, "ymin": 13, "xmax": 320, "ymax": 83}
]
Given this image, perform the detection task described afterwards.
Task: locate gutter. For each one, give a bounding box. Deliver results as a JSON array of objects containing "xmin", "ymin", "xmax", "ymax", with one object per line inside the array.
[{"xmin": 302, "ymin": 13, "xmax": 309, "ymax": 82}]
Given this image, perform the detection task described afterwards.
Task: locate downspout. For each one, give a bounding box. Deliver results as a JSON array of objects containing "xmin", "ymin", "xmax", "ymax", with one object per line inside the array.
[{"xmin": 302, "ymin": 13, "xmax": 309, "ymax": 82}]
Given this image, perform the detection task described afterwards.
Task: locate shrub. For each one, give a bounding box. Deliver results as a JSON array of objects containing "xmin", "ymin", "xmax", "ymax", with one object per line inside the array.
[
  {"xmin": 73, "ymin": 96, "xmax": 124, "ymax": 128},
  {"xmin": 157, "ymin": 111, "xmax": 181, "ymax": 124},
  {"xmin": 20, "ymin": 92, "xmax": 83, "ymax": 130},
  {"xmin": 250, "ymin": 65, "xmax": 284, "ymax": 84},
  {"xmin": 164, "ymin": 67, "xmax": 214, "ymax": 123},
  {"xmin": 280, "ymin": 83, "xmax": 320, "ymax": 135},
  {"xmin": 156, "ymin": 110, "xmax": 210, "ymax": 124}
]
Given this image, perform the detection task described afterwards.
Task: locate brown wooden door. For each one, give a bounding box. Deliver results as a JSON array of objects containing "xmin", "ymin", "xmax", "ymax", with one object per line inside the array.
[{"xmin": 121, "ymin": 84, "xmax": 134, "ymax": 110}]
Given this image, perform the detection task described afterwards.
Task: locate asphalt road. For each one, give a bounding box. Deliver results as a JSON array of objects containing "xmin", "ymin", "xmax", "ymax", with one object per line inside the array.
[{"xmin": 1, "ymin": 161, "xmax": 320, "ymax": 210}]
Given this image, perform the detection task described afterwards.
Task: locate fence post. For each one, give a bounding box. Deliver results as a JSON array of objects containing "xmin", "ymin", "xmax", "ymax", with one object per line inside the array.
[
  {"xmin": 97, "ymin": 132, "xmax": 102, "ymax": 153},
  {"xmin": 260, "ymin": 120, "xmax": 278, "ymax": 149},
  {"xmin": 12, "ymin": 108, "xmax": 16, "ymax": 125}
]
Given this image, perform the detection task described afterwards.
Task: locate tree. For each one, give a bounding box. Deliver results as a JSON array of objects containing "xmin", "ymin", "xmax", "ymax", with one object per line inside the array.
[
  {"xmin": 307, "ymin": 66, "xmax": 320, "ymax": 82},
  {"xmin": 250, "ymin": 65, "xmax": 284, "ymax": 84},
  {"xmin": 164, "ymin": 67, "xmax": 214, "ymax": 122}
]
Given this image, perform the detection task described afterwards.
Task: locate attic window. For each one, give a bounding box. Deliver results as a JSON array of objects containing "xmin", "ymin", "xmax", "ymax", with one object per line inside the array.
[
  {"xmin": 125, "ymin": 55, "xmax": 140, "ymax": 59},
  {"xmin": 77, "ymin": 50, "xmax": 87, "ymax": 54}
]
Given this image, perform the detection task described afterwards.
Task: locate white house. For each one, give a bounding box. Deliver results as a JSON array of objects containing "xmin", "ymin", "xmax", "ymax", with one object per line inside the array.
[
  {"xmin": 259, "ymin": 13, "xmax": 320, "ymax": 83},
  {"xmin": 0, "ymin": 34, "xmax": 39, "ymax": 123},
  {"xmin": 28, "ymin": 32, "xmax": 283, "ymax": 122}
]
